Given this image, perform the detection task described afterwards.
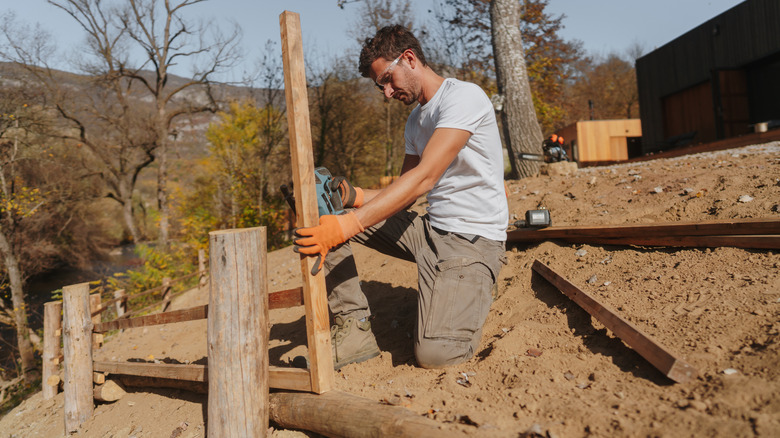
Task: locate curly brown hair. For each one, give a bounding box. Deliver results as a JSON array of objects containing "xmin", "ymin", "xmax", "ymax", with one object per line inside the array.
[{"xmin": 358, "ymin": 25, "xmax": 427, "ymax": 78}]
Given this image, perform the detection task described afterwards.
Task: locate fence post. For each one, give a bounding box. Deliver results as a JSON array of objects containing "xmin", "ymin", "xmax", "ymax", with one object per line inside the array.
[
  {"xmin": 42, "ymin": 300, "xmax": 63, "ymax": 400},
  {"xmin": 208, "ymin": 227, "xmax": 269, "ymax": 437},
  {"xmin": 198, "ymin": 249, "xmax": 207, "ymax": 287},
  {"xmin": 90, "ymin": 293, "xmax": 103, "ymax": 349},
  {"xmin": 113, "ymin": 289, "xmax": 126, "ymax": 319},
  {"xmin": 162, "ymin": 277, "xmax": 172, "ymax": 312},
  {"xmin": 62, "ymin": 283, "xmax": 93, "ymax": 434}
]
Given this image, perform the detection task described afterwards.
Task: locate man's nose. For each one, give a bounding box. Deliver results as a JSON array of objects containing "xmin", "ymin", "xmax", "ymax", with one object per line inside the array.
[{"xmin": 383, "ymin": 83, "xmax": 394, "ymax": 99}]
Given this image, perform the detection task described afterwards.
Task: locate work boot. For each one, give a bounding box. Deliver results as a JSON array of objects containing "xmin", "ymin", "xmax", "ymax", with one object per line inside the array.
[{"xmin": 331, "ymin": 315, "xmax": 380, "ymax": 369}]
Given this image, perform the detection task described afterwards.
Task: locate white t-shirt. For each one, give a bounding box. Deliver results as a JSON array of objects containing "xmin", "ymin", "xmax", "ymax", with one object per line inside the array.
[{"xmin": 404, "ymin": 78, "xmax": 508, "ymax": 241}]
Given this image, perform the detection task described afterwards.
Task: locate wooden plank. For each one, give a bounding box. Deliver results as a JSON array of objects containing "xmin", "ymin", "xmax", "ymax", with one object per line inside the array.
[
  {"xmin": 508, "ymin": 218, "xmax": 780, "ymax": 242},
  {"xmin": 42, "ymin": 301, "xmax": 62, "ymax": 400},
  {"xmin": 93, "ymin": 361, "xmax": 310, "ymax": 392},
  {"xmin": 62, "ymin": 283, "xmax": 94, "ymax": 433},
  {"xmin": 269, "ymin": 390, "xmax": 468, "ymax": 438},
  {"xmin": 269, "ymin": 367, "xmax": 312, "ymax": 392},
  {"xmin": 558, "ymin": 235, "xmax": 780, "ymax": 250},
  {"xmin": 280, "ymin": 10, "xmax": 334, "ymax": 394},
  {"xmin": 269, "ymin": 287, "xmax": 304, "ymax": 309},
  {"xmin": 94, "ymin": 361, "xmax": 207, "ymax": 382},
  {"xmin": 93, "ymin": 305, "xmax": 208, "ymax": 333},
  {"xmin": 532, "ymin": 260, "xmax": 697, "ymax": 383},
  {"xmin": 208, "ymin": 228, "xmax": 270, "ymax": 437}
]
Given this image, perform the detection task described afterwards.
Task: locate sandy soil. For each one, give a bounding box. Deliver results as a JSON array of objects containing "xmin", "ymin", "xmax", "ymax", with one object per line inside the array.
[{"xmin": 2, "ymin": 141, "xmax": 779, "ymax": 437}]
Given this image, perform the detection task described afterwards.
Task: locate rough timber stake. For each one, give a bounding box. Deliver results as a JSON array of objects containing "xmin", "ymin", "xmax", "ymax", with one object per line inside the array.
[
  {"xmin": 42, "ymin": 300, "xmax": 62, "ymax": 400},
  {"xmin": 279, "ymin": 10, "xmax": 334, "ymax": 393},
  {"xmin": 208, "ymin": 227, "xmax": 269, "ymax": 437},
  {"xmin": 62, "ymin": 283, "xmax": 93, "ymax": 433}
]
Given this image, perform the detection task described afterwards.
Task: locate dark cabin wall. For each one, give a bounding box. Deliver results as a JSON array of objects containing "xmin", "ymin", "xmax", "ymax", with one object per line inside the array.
[{"xmin": 636, "ymin": 0, "xmax": 780, "ymax": 153}]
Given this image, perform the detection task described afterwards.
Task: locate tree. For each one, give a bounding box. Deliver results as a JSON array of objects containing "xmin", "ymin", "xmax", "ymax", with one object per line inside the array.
[
  {"xmin": 433, "ymin": 0, "xmax": 585, "ymax": 176},
  {"xmin": 1, "ymin": 1, "xmax": 241, "ymax": 245},
  {"xmin": 0, "ymin": 82, "xmax": 104, "ymax": 382},
  {"xmin": 565, "ymin": 49, "xmax": 641, "ymax": 123},
  {"xmin": 490, "ymin": 0, "xmax": 543, "ymax": 178},
  {"xmin": 111, "ymin": 0, "xmax": 241, "ymax": 247}
]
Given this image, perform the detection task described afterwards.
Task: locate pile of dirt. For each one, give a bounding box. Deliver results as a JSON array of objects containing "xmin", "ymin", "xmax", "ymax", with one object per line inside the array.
[{"xmin": 2, "ymin": 141, "xmax": 778, "ymax": 437}]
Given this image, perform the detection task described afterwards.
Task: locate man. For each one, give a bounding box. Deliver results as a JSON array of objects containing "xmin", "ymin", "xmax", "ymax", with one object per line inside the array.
[{"xmin": 294, "ymin": 25, "xmax": 507, "ymax": 369}]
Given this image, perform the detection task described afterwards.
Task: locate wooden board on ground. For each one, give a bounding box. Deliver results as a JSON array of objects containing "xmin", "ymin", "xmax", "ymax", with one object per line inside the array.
[
  {"xmin": 531, "ymin": 260, "xmax": 698, "ymax": 383},
  {"xmin": 508, "ymin": 218, "xmax": 780, "ymax": 243},
  {"xmin": 92, "ymin": 361, "xmax": 312, "ymax": 392}
]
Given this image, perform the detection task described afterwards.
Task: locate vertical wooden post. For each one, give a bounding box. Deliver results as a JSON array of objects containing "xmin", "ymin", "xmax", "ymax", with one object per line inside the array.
[
  {"xmin": 198, "ymin": 249, "xmax": 207, "ymax": 287},
  {"xmin": 161, "ymin": 277, "xmax": 172, "ymax": 312},
  {"xmin": 279, "ymin": 10, "xmax": 334, "ymax": 394},
  {"xmin": 113, "ymin": 289, "xmax": 126, "ymax": 319},
  {"xmin": 62, "ymin": 283, "xmax": 93, "ymax": 434},
  {"xmin": 90, "ymin": 293, "xmax": 103, "ymax": 349},
  {"xmin": 42, "ymin": 300, "xmax": 63, "ymax": 400},
  {"xmin": 207, "ymin": 227, "xmax": 269, "ymax": 437}
]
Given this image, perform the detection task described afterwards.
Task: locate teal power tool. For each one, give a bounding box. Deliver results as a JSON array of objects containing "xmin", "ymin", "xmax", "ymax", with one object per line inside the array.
[
  {"xmin": 280, "ymin": 167, "xmax": 345, "ymax": 217},
  {"xmin": 282, "ymin": 167, "xmax": 346, "ymax": 275}
]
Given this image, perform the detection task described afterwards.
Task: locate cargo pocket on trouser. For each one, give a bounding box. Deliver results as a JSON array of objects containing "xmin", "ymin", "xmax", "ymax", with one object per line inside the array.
[{"xmin": 423, "ymin": 257, "xmax": 493, "ymax": 343}]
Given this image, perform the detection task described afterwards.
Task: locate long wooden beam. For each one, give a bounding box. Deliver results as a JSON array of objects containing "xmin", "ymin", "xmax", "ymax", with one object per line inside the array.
[
  {"xmin": 280, "ymin": 10, "xmax": 334, "ymax": 394},
  {"xmin": 92, "ymin": 361, "xmax": 311, "ymax": 392},
  {"xmin": 269, "ymin": 390, "xmax": 468, "ymax": 438},
  {"xmin": 93, "ymin": 305, "xmax": 207, "ymax": 333},
  {"xmin": 93, "ymin": 287, "xmax": 304, "ymax": 333},
  {"xmin": 558, "ymin": 235, "xmax": 780, "ymax": 250},
  {"xmin": 531, "ymin": 260, "xmax": 698, "ymax": 383},
  {"xmin": 508, "ymin": 218, "xmax": 780, "ymax": 242}
]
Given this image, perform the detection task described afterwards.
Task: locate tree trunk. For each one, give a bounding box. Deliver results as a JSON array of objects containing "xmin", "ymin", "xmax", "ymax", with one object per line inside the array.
[
  {"xmin": 118, "ymin": 179, "xmax": 140, "ymax": 243},
  {"xmin": 0, "ymin": 230, "xmax": 38, "ymax": 383},
  {"xmin": 156, "ymin": 112, "xmax": 169, "ymax": 247},
  {"xmin": 490, "ymin": 0, "xmax": 544, "ymax": 179}
]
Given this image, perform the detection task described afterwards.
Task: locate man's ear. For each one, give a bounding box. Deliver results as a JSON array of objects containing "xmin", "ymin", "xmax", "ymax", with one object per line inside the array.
[{"xmin": 404, "ymin": 49, "xmax": 417, "ymax": 70}]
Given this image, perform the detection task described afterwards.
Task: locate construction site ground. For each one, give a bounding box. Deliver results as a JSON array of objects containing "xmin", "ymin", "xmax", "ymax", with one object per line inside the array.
[{"xmin": 2, "ymin": 141, "xmax": 779, "ymax": 437}]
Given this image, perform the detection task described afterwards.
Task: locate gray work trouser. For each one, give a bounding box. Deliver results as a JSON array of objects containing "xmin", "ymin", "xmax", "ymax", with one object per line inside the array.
[{"xmin": 324, "ymin": 210, "xmax": 505, "ymax": 368}]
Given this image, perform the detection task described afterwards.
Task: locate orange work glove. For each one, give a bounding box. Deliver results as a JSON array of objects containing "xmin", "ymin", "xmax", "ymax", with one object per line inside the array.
[{"xmin": 293, "ymin": 212, "xmax": 365, "ymax": 275}]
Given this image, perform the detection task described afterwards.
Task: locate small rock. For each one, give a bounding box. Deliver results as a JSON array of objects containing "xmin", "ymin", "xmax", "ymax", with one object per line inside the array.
[
  {"xmin": 722, "ymin": 368, "xmax": 739, "ymax": 375},
  {"xmin": 575, "ymin": 249, "xmax": 588, "ymax": 257},
  {"xmin": 526, "ymin": 348, "xmax": 543, "ymax": 357},
  {"xmin": 588, "ymin": 176, "xmax": 597, "ymax": 185},
  {"xmin": 753, "ymin": 309, "xmax": 766, "ymax": 316},
  {"xmin": 563, "ymin": 372, "xmax": 575, "ymax": 381},
  {"xmin": 587, "ymin": 275, "xmax": 598, "ymax": 284},
  {"xmin": 676, "ymin": 399, "xmax": 690, "ymax": 409},
  {"xmin": 683, "ymin": 187, "xmax": 695, "ymax": 195},
  {"xmin": 653, "ymin": 186, "xmax": 664, "ymax": 194},
  {"xmin": 689, "ymin": 400, "xmax": 707, "ymax": 411},
  {"xmin": 603, "ymin": 281, "xmax": 611, "ymax": 286},
  {"xmin": 738, "ymin": 195, "xmax": 754, "ymax": 203}
]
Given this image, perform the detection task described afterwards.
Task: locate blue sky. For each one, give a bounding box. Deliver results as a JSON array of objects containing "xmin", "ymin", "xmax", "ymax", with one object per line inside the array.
[{"xmin": 5, "ymin": 0, "xmax": 744, "ymax": 80}]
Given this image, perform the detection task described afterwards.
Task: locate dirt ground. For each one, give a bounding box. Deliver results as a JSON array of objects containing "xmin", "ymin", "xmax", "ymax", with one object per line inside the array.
[{"xmin": 2, "ymin": 141, "xmax": 779, "ymax": 437}]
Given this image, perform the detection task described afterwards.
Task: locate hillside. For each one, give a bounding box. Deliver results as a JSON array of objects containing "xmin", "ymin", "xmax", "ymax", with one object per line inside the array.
[{"xmin": 1, "ymin": 141, "xmax": 779, "ymax": 437}]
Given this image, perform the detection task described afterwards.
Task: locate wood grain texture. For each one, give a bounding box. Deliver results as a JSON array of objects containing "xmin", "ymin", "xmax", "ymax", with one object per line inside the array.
[
  {"xmin": 62, "ymin": 283, "xmax": 94, "ymax": 433},
  {"xmin": 207, "ymin": 227, "xmax": 269, "ymax": 437},
  {"xmin": 42, "ymin": 301, "xmax": 62, "ymax": 400},
  {"xmin": 508, "ymin": 218, "xmax": 780, "ymax": 242},
  {"xmin": 279, "ymin": 10, "xmax": 334, "ymax": 394},
  {"xmin": 532, "ymin": 260, "xmax": 697, "ymax": 383},
  {"xmin": 269, "ymin": 390, "xmax": 467, "ymax": 438},
  {"xmin": 93, "ymin": 361, "xmax": 207, "ymax": 381},
  {"xmin": 555, "ymin": 235, "xmax": 780, "ymax": 250},
  {"xmin": 93, "ymin": 305, "xmax": 208, "ymax": 333}
]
